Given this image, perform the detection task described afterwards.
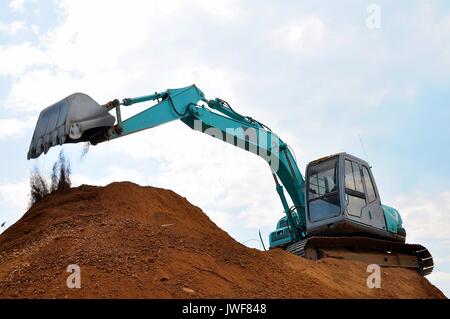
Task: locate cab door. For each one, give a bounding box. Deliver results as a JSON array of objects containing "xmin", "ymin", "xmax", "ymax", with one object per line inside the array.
[
  {"xmin": 343, "ymin": 157, "xmax": 386, "ymax": 230},
  {"xmin": 343, "ymin": 159, "xmax": 369, "ymax": 223},
  {"xmin": 360, "ymin": 165, "xmax": 387, "ymax": 230}
]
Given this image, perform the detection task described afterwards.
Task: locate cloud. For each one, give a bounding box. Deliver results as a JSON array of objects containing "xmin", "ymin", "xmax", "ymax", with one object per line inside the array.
[
  {"xmin": 191, "ymin": 0, "xmax": 240, "ymax": 19},
  {"xmin": 429, "ymin": 272, "xmax": 450, "ymax": 282},
  {"xmin": 41, "ymin": 0, "xmax": 239, "ymax": 75},
  {"xmin": 8, "ymin": 0, "xmax": 36, "ymax": 12},
  {"xmin": 171, "ymin": 64, "xmax": 244, "ymax": 100},
  {"xmin": 270, "ymin": 16, "xmax": 326, "ymax": 54},
  {"xmin": 434, "ymin": 254, "xmax": 450, "ymax": 266},
  {"xmin": 428, "ymin": 272, "xmax": 450, "ymax": 297},
  {"xmin": 0, "ymin": 179, "xmax": 29, "ymax": 235},
  {"xmin": 0, "ymin": 180, "xmax": 29, "ymax": 216},
  {"xmin": 30, "ymin": 24, "xmax": 40, "ymax": 34},
  {"xmin": 0, "ymin": 43, "xmax": 49, "ymax": 77},
  {"xmin": 71, "ymin": 165, "xmax": 145, "ymax": 186},
  {"xmin": 6, "ymin": 69, "xmax": 81, "ymax": 112},
  {"xmin": 0, "ymin": 117, "xmax": 35, "ymax": 139},
  {"xmin": 1, "ymin": 0, "xmax": 244, "ymax": 112},
  {"xmin": 400, "ymin": 3, "xmax": 450, "ymax": 74},
  {"xmin": 0, "ymin": 20, "xmax": 27, "ymax": 35},
  {"xmin": 390, "ymin": 191, "xmax": 450, "ymax": 242}
]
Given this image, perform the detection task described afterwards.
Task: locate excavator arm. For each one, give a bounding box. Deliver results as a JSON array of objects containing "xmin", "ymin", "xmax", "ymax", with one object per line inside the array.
[{"xmin": 27, "ymin": 85, "xmax": 306, "ymax": 241}]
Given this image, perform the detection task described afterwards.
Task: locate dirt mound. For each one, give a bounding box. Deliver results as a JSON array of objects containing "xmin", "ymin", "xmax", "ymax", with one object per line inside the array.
[{"xmin": 0, "ymin": 182, "xmax": 445, "ymax": 298}]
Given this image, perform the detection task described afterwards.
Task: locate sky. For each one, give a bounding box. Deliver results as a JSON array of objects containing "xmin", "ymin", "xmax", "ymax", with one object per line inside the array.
[{"xmin": 0, "ymin": 0, "xmax": 449, "ymax": 296}]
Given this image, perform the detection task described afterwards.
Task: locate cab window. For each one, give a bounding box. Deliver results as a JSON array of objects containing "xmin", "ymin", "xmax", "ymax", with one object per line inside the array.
[
  {"xmin": 307, "ymin": 157, "xmax": 341, "ymax": 222},
  {"xmin": 278, "ymin": 218, "xmax": 288, "ymax": 228},
  {"xmin": 345, "ymin": 160, "xmax": 364, "ymax": 194},
  {"xmin": 362, "ymin": 166, "xmax": 377, "ymax": 203},
  {"xmin": 344, "ymin": 159, "xmax": 366, "ymax": 217}
]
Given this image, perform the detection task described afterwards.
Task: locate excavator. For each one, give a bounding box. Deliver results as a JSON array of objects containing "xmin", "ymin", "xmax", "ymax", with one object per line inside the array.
[{"xmin": 27, "ymin": 84, "xmax": 434, "ymax": 276}]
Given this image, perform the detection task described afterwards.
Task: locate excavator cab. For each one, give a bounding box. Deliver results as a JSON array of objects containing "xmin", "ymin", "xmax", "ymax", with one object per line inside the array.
[
  {"xmin": 270, "ymin": 153, "xmax": 405, "ymax": 249},
  {"xmin": 305, "ymin": 153, "xmax": 406, "ymax": 242}
]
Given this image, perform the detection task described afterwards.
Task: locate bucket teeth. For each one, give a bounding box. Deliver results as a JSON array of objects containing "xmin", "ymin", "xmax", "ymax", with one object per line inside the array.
[{"xmin": 28, "ymin": 93, "xmax": 116, "ymax": 159}]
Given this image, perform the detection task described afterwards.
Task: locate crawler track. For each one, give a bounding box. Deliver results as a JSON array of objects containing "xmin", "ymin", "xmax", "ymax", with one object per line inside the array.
[{"xmin": 286, "ymin": 236, "xmax": 433, "ymax": 276}]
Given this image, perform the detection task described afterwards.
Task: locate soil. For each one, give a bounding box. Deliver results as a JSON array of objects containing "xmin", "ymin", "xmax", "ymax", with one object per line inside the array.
[{"xmin": 0, "ymin": 182, "xmax": 445, "ymax": 298}]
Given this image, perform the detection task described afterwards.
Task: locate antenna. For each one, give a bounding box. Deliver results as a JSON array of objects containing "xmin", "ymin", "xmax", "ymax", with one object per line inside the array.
[
  {"xmin": 259, "ymin": 230, "xmax": 267, "ymax": 251},
  {"xmin": 358, "ymin": 133, "xmax": 370, "ymax": 165},
  {"xmin": 242, "ymin": 231, "xmax": 267, "ymax": 251}
]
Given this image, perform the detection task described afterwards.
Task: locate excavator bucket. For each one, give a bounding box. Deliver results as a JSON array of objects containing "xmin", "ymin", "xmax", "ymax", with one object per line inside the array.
[{"xmin": 27, "ymin": 93, "xmax": 116, "ymax": 159}]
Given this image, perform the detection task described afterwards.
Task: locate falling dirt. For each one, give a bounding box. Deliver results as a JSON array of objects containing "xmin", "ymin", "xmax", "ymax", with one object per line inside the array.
[
  {"xmin": 29, "ymin": 150, "xmax": 71, "ymax": 208},
  {"xmin": 0, "ymin": 182, "xmax": 445, "ymax": 298}
]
